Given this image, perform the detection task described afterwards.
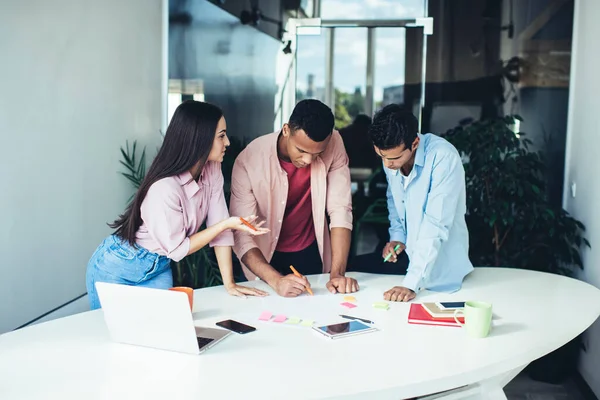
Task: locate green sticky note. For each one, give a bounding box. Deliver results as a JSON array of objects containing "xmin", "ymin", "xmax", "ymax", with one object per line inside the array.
[
  {"xmin": 373, "ymin": 301, "xmax": 389, "ymax": 310},
  {"xmin": 286, "ymin": 317, "xmax": 301, "ymax": 325},
  {"xmin": 300, "ymin": 319, "xmax": 314, "ymax": 327}
]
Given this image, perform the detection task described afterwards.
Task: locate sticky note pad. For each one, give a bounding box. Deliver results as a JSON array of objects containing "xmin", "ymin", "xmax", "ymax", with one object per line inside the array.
[
  {"xmin": 300, "ymin": 319, "xmax": 314, "ymax": 327},
  {"xmin": 286, "ymin": 317, "xmax": 301, "ymax": 325},
  {"xmin": 373, "ymin": 301, "xmax": 389, "ymax": 310},
  {"xmin": 344, "ymin": 296, "xmax": 357, "ymax": 302},
  {"xmin": 273, "ymin": 315, "xmax": 287, "ymax": 323},
  {"xmin": 341, "ymin": 302, "xmax": 357, "ymax": 309},
  {"xmin": 258, "ymin": 311, "xmax": 273, "ymax": 321}
]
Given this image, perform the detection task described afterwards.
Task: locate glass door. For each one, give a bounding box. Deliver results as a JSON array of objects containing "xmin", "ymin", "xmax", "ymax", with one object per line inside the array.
[{"xmin": 281, "ymin": 17, "xmax": 432, "ymax": 131}]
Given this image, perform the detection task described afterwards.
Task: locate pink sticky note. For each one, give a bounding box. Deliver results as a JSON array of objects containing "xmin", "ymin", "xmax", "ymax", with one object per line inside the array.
[
  {"xmin": 273, "ymin": 315, "xmax": 287, "ymax": 323},
  {"xmin": 259, "ymin": 311, "xmax": 273, "ymax": 321},
  {"xmin": 341, "ymin": 302, "xmax": 357, "ymax": 309}
]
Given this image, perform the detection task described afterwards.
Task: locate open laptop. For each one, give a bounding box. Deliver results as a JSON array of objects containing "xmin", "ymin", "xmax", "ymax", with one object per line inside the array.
[{"xmin": 95, "ymin": 282, "xmax": 231, "ymax": 355}]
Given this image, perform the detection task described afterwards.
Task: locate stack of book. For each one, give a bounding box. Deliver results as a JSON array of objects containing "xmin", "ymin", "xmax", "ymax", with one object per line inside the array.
[{"xmin": 408, "ymin": 302, "xmax": 465, "ymax": 327}]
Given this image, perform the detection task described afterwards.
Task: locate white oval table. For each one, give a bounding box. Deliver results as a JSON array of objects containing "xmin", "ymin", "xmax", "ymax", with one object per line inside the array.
[{"xmin": 1, "ymin": 268, "xmax": 599, "ymax": 400}]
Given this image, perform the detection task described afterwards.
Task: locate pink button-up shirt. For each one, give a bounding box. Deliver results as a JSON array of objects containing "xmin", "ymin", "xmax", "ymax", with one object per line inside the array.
[
  {"xmin": 136, "ymin": 161, "xmax": 234, "ymax": 262},
  {"xmin": 230, "ymin": 130, "xmax": 353, "ymax": 280}
]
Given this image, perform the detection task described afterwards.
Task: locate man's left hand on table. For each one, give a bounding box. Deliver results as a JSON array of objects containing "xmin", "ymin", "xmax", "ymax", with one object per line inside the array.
[
  {"xmin": 384, "ymin": 286, "xmax": 415, "ymax": 302},
  {"xmin": 326, "ymin": 276, "xmax": 359, "ymax": 294}
]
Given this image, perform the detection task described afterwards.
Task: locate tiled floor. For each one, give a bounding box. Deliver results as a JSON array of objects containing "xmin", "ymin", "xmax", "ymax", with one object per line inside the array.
[{"xmin": 504, "ymin": 373, "xmax": 587, "ymax": 400}]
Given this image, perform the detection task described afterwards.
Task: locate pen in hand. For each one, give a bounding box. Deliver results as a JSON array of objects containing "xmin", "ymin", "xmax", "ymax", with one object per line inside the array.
[
  {"xmin": 239, "ymin": 217, "xmax": 258, "ymax": 231},
  {"xmin": 289, "ymin": 265, "xmax": 314, "ymax": 296},
  {"xmin": 383, "ymin": 244, "xmax": 401, "ymax": 262}
]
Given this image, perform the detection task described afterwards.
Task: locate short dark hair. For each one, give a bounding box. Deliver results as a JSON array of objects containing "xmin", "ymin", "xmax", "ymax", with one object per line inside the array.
[
  {"xmin": 288, "ymin": 99, "xmax": 334, "ymax": 142},
  {"xmin": 369, "ymin": 104, "xmax": 418, "ymax": 150}
]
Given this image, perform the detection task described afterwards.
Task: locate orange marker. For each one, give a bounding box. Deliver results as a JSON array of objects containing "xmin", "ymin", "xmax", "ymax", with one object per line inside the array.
[
  {"xmin": 290, "ymin": 265, "xmax": 314, "ymax": 296},
  {"xmin": 239, "ymin": 217, "xmax": 257, "ymax": 231}
]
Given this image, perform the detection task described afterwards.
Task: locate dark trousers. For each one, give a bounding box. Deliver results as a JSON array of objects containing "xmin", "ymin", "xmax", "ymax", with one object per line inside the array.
[
  {"xmin": 347, "ymin": 251, "xmax": 409, "ymax": 275},
  {"xmin": 270, "ymin": 241, "xmax": 323, "ymax": 276}
]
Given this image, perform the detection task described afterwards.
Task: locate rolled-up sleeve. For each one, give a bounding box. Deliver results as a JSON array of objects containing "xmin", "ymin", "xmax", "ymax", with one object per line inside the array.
[
  {"xmin": 140, "ymin": 181, "xmax": 190, "ymax": 262},
  {"xmin": 229, "ymin": 154, "xmax": 259, "ymax": 259},
  {"xmin": 205, "ymin": 163, "xmax": 234, "ymax": 247},
  {"xmin": 326, "ymin": 133, "xmax": 353, "ymax": 230}
]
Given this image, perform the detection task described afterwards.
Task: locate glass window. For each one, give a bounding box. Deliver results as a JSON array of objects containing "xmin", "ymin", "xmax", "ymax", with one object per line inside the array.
[
  {"xmin": 295, "ymin": 34, "xmax": 327, "ymax": 103},
  {"xmin": 374, "ymin": 28, "xmax": 406, "ymax": 111},
  {"xmin": 321, "ymin": 0, "xmax": 426, "ymax": 20},
  {"xmin": 333, "ymin": 28, "xmax": 367, "ymax": 129}
]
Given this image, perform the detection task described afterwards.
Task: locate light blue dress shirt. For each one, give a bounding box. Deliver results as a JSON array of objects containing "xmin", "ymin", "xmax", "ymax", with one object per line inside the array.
[{"xmin": 384, "ymin": 133, "xmax": 473, "ymax": 293}]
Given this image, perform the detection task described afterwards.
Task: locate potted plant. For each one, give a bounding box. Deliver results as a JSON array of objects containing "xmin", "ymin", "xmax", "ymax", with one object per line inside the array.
[{"xmin": 443, "ymin": 115, "xmax": 589, "ymax": 383}]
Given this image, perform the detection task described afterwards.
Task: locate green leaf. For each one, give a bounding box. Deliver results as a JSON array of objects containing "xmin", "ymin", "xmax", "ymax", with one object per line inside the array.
[
  {"xmin": 121, "ymin": 172, "xmax": 139, "ymax": 185},
  {"xmin": 119, "ymin": 160, "xmax": 135, "ymax": 173}
]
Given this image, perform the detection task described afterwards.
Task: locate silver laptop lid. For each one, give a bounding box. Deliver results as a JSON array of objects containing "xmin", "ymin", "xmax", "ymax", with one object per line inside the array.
[{"xmin": 96, "ymin": 282, "xmax": 200, "ymax": 355}]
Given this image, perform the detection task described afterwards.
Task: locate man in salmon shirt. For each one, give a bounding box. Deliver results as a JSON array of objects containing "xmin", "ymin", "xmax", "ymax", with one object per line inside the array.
[{"xmin": 230, "ymin": 99, "xmax": 359, "ymax": 297}]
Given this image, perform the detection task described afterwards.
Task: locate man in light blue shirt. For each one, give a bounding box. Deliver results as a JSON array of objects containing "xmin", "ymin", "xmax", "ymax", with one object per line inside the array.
[{"xmin": 365, "ymin": 104, "xmax": 473, "ymax": 302}]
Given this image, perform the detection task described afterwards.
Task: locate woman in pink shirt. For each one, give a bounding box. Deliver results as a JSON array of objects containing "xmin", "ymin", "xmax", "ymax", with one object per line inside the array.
[{"xmin": 86, "ymin": 101, "xmax": 268, "ymax": 310}]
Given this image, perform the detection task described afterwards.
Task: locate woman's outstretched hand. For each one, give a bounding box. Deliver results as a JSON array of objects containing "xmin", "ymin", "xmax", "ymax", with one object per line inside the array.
[
  {"xmin": 225, "ymin": 215, "xmax": 270, "ymax": 235},
  {"xmin": 225, "ymin": 282, "xmax": 269, "ymax": 298}
]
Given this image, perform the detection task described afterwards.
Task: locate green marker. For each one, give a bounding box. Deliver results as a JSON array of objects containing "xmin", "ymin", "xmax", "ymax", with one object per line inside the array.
[{"xmin": 383, "ymin": 244, "xmax": 401, "ymax": 262}]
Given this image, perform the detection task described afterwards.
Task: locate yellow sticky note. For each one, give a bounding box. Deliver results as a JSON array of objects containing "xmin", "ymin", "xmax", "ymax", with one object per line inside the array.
[
  {"xmin": 343, "ymin": 296, "xmax": 357, "ymax": 302},
  {"xmin": 286, "ymin": 317, "xmax": 301, "ymax": 325},
  {"xmin": 300, "ymin": 319, "xmax": 314, "ymax": 327}
]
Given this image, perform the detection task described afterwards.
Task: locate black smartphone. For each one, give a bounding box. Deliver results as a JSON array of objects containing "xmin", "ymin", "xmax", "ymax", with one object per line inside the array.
[{"xmin": 215, "ymin": 319, "xmax": 256, "ymax": 334}]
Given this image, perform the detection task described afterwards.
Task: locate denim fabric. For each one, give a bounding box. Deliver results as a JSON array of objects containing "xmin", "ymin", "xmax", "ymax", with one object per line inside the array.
[{"xmin": 86, "ymin": 235, "xmax": 172, "ymax": 310}]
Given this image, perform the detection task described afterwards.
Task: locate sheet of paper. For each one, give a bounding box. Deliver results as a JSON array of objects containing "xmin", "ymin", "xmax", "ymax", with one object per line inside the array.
[
  {"xmin": 258, "ymin": 311, "xmax": 273, "ymax": 321},
  {"xmin": 285, "ymin": 317, "xmax": 301, "ymax": 324},
  {"xmin": 343, "ymin": 296, "xmax": 357, "ymax": 302},
  {"xmin": 273, "ymin": 315, "xmax": 287, "ymax": 323},
  {"xmin": 300, "ymin": 319, "xmax": 314, "ymax": 327},
  {"xmin": 341, "ymin": 302, "xmax": 357, "ymax": 309}
]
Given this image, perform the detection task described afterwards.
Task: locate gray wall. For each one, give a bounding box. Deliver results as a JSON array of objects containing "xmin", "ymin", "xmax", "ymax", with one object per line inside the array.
[
  {"xmin": 169, "ymin": 0, "xmax": 280, "ymax": 142},
  {"xmin": 563, "ymin": 0, "xmax": 600, "ymax": 395},
  {"xmin": 0, "ymin": 0, "xmax": 166, "ymax": 332}
]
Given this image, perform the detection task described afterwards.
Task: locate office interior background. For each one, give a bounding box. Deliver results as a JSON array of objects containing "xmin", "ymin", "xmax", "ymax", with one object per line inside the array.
[{"xmin": 1, "ymin": 0, "xmax": 599, "ymax": 397}]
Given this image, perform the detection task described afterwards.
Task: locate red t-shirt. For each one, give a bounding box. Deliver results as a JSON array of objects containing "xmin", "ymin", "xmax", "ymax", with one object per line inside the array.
[{"xmin": 276, "ymin": 159, "xmax": 316, "ymax": 252}]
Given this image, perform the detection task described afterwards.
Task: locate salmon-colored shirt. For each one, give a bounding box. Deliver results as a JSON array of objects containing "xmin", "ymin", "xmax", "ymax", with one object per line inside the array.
[
  {"xmin": 230, "ymin": 130, "xmax": 353, "ymax": 281},
  {"xmin": 136, "ymin": 161, "xmax": 234, "ymax": 262}
]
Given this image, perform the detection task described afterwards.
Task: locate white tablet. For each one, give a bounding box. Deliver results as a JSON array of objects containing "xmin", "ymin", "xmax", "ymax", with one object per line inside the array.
[{"xmin": 312, "ymin": 320, "xmax": 378, "ymax": 339}]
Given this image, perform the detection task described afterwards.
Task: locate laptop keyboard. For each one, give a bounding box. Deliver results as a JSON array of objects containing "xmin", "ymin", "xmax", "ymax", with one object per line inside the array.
[{"xmin": 197, "ymin": 337, "xmax": 215, "ymax": 349}]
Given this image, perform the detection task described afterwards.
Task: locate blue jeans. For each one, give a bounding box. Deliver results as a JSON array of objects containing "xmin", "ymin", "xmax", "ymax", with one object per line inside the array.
[{"xmin": 86, "ymin": 235, "xmax": 173, "ymax": 310}]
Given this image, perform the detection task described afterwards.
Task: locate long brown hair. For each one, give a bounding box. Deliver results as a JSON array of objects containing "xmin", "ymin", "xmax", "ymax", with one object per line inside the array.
[{"xmin": 109, "ymin": 100, "xmax": 223, "ymax": 245}]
